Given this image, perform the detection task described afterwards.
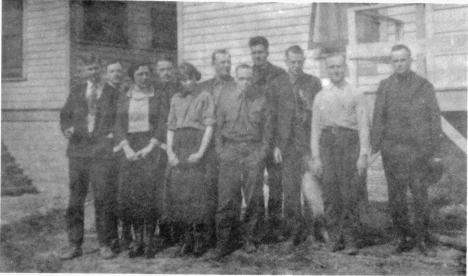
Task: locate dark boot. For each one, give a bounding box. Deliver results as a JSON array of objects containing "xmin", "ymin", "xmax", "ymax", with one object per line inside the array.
[
  {"xmin": 173, "ymin": 224, "xmax": 193, "ymax": 257},
  {"xmin": 129, "ymin": 221, "xmax": 144, "ymax": 258},
  {"xmin": 193, "ymin": 224, "xmax": 209, "ymax": 257},
  {"xmin": 393, "ymin": 235, "xmax": 414, "ymax": 254},
  {"xmin": 120, "ymin": 219, "xmax": 133, "ymax": 251},
  {"xmin": 145, "ymin": 221, "xmax": 157, "ymax": 259}
]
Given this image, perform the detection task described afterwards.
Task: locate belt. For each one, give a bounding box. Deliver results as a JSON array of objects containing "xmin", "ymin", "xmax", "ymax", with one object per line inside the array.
[{"xmin": 322, "ymin": 126, "xmax": 356, "ymax": 135}]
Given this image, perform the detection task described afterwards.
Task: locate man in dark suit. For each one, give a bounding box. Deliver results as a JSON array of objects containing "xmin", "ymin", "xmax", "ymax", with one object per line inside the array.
[
  {"xmin": 371, "ymin": 44, "xmax": 442, "ymax": 257},
  {"xmin": 282, "ymin": 45, "xmax": 322, "ymax": 245},
  {"xmin": 249, "ymin": 36, "xmax": 286, "ymax": 242},
  {"xmin": 60, "ymin": 53, "xmax": 120, "ymax": 260}
]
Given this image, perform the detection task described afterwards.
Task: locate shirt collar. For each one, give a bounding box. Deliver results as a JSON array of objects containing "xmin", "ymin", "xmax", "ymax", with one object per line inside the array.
[
  {"xmin": 86, "ymin": 80, "xmax": 105, "ymax": 98},
  {"xmin": 127, "ymin": 84, "xmax": 154, "ymax": 99}
]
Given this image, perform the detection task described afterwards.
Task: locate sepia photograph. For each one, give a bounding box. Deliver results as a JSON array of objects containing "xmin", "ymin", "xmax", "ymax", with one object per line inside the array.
[{"xmin": 0, "ymin": 0, "xmax": 466, "ymax": 274}]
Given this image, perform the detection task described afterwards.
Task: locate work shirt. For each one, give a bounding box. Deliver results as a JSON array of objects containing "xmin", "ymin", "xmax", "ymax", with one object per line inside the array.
[
  {"xmin": 215, "ymin": 82, "xmax": 272, "ymax": 155},
  {"xmin": 167, "ymin": 87, "xmax": 215, "ymax": 131},
  {"xmin": 199, "ymin": 75, "xmax": 235, "ymax": 108},
  {"xmin": 311, "ymin": 80, "xmax": 370, "ymax": 156},
  {"xmin": 127, "ymin": 84, "xmax": 154, "ymax": 133}
]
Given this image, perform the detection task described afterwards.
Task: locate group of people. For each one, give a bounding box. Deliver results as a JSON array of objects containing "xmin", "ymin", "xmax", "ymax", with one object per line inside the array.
[{"xmin": 59, "ymin": 36, "xmax": 442, "ymax": 261}]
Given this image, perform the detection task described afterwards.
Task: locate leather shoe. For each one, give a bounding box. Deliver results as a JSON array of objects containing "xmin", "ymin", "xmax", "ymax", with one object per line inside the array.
[
  {"xmin": 322, "ymin": 241, "xmax": 344, "ymax": 253},
  {"xmin": 243, "ymin": 240, "xmax": 257, "ymax": 254},
  {"xmin": 393, "ymin": 237, "xmax": 414, "ymax": 254},
  {"xmin": 59, "ymin": 245, "xmax": 82, "ymax": 260},
  {"xmin": 417, "ymin": 241, "xmax": 437, "ymax": 257},
  {"xmin": 100, "ymin": 246, "xmax": 117, "ymax": 259},
  {"xmin": 128, "ymin": 242, "xmax": 144, "ymax": 258}
]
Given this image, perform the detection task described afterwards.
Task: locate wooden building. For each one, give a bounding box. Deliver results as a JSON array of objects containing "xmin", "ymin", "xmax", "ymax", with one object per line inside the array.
[{"xmin": 1, "ymin": 1, "xmax": 466, "ymax": 190}]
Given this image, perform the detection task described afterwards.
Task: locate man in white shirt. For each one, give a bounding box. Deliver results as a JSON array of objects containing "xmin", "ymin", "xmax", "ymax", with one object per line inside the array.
[{"xmin": 310, "ymin": 53, "xmax": 369, "ymax": 255}]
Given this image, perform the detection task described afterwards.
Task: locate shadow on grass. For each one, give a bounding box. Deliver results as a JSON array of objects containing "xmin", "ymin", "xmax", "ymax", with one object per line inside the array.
[{"xmin": 0, "ymin": 208, "xmax": 65, "ymax": 272}]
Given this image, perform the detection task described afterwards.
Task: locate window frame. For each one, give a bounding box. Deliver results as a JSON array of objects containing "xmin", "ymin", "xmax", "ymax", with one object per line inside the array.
[
  {"xmin": 151, "ymin": 2, "xmax": 177, "ymax": 51},
  {"xmin": 2, "ymin": 0, "xmax": 26, "ymax": 82}
]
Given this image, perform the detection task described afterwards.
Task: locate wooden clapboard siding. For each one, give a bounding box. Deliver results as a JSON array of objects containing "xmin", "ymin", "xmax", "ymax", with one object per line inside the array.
[
  {"xmin": 179, "ymin": 2, "xmax": 322, "ymax": 81},
  {"xmin": 2, "ymin": 0, "xmax": 70, "ymax": 111}
]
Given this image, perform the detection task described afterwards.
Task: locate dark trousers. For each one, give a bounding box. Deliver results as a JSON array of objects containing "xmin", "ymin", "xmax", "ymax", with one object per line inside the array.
[
  {"xmin": 216, "ymin": 142, "xmax": 264, "ymax": 250},
  {"xmin": 66, "ymin": 157, "xmax": 118, "ymax": 247},
  {"xmin": 381, "ymin": 146, "xmax": 430, "ymax": 241},
  {"xmin": 281, "ymin": 141, "xmax": 304, "ymax": 237},
  {"xmin": 319, "ymin": 128, "xmax": 362, "ymax": 244},
  {"xmin": 259, "ymin": 152, "xmax": 282, "ymax": 226}
]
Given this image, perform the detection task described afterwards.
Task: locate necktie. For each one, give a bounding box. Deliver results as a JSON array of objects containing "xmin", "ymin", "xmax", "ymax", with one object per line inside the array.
[{"xmin": 87, "ymin": 84, "xmax": 98, "ymax": 133}]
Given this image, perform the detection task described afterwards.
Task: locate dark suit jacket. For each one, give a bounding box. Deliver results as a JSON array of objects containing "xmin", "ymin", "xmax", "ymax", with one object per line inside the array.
[
  {"xmin": 60, "ymin": 83, "xmax": 119, "ymax": 159},
  {"xmin": 114, "ymin": 86, "xmax": 168, "ymax": 146},
  {"xmin": 153, "ymin": 80, "xmax": 182, "ymax": 112},
  {"xmin": 371, "ymin": 71, "xmax": 442, "ymax": 159},
  {"xmin": 199, "ymin": 75, "xmax": 235, "ymax": 107}
]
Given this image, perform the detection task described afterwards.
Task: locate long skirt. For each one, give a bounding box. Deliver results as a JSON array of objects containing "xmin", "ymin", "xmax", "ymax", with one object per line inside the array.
[
  {"xmin": 118, "ymin": 131, "xmax": 165, "ymax": 222},
  {"xmin": 166, "ymin": 128, "xmax": 213, "ymax": 225}
]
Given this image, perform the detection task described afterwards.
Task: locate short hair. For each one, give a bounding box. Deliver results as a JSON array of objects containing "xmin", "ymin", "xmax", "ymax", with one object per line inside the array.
[
  {"xmin": 104, "ymin": 59, "xmax": 123, "ymax": 71},
  {"xmin": 155, "ymin": 54, "xmax": 174, "ymax": 67},
  {"xmin": 285, "ymin": 45, "xmax": 304, "ymax": 58},
  {"xmin": 127, "ymin": 63, "xmax": 152, "ymax": 81},
  {"xmin": 178, "ymin": 62, "xmax": 201, "ymax": 81},
  {"xmin": 324, "ymin": 52, "xmax": 346, "ymax": 66},
  {"xmin": 235, "ymin": 63, "xmax": 252, "ymax": 74},
  {"xmin": 391, "ymin": 44, "xmax": 412, "ymax": 57},
  {"xmin": 78, "ymin": 53, "xmax": 102, "ymax": 66},
  {"xmin": 249, "ymin": 36, "xmax": 269, "ymax": 50},
  {"xmin": 211, "ymin": 49, "xmax": 230, "ymax": 64}
]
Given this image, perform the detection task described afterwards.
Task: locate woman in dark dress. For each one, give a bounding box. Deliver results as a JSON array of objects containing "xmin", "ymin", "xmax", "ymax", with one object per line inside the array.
[
  {"xmin": 166, "ymin": 62, "xmax": 215, "ymax": 257},
  {"xmin": 114, "ymin": 63, "xmax": 168, "ymax": 258}
]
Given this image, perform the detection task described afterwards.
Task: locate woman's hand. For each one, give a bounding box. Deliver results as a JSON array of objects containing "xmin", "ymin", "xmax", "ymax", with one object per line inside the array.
[
  {"xmin": 311, "ymin": 157, "xmax": 323, "ymax": 178},
  {"xmin": 167, "ymin": 150, "xmax": 180, "ymax": 167},
  {"xmin": 123, "ymin": 145, "xmax": 138, "ymax": 161},
  {"xmin": 136, "ymin": 143, "xmax": 155, "ymax": 159},
  {"xmin": 187, "ymin": 151, "xmax": 203, "ymax": 163}
]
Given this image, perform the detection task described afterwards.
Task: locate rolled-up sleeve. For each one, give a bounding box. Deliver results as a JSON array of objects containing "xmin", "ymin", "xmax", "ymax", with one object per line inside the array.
[
  {"xmin": 167, "ymin": 96, "xmax": 178, "ymax": 131},
  {"xmin": 201, "ymin": 92, "xmax": 216, "ymax": 127}
]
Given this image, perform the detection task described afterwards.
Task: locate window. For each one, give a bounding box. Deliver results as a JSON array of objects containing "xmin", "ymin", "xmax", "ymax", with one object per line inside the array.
[
  {"xmin": 2, "ymin": 0, "xmax": 23, "ymax": 79},
  {"xmin": 82, "ymin": 1, "xmax": 127, "ymax": 45},
  {"xmin": 151, "ymin": 2, "xmax": 177, "ymax": 50},
  {"xmin": 309, "ymin": 3, "xmax": 379, "ymax": 53}
]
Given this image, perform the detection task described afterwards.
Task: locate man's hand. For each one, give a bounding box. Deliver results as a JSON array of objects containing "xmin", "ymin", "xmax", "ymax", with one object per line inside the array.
[
  {"xmin": 136, "ymin": 143, "xmax": 155, "ymax": 159},
  {"xmin": 167, "ymin": 151, "xmax": 179, "ymax": 167},
  {"xmin": 160, "ymin": 143, "xmax": 167, "ymax": 151},
  {"xmin": 123, "ymin": 146, "xmax": 138, "ymax": 161},
  {"xmin": 187, "ymin": 151, "xmax": 203, "ymax": 163},
  {"xmin": 356, "ymin": 154, "xmax": 368, "ymax": 176},
  {"xmin": 311, "ymin": 157, "xmax": 323, "ymax": 178},
  {"xmin": 63, "ymin": 127, "xmax": 74, "ymax": 139},
  {"xmin": 273, "ymin": 147, "xmax": 283, "ymax": 164},
  {"xmin": 106, "ymin": 133, "xmax": 114, "ymax": 139}
]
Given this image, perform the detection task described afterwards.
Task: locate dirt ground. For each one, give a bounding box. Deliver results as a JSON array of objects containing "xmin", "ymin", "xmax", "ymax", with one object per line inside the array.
[
  {"xmin": 0, "ymin": 203, "xmax": 465, "ymax": 275},
  {"xmin": 0, "ymin": 138, "xmax": 466, "ymax": 274}
]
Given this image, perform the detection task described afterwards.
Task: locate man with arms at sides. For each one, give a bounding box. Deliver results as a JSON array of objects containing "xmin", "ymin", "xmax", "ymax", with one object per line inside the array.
[
  {"xmin": 212, "ymin": 64, "xmax": 272, "ymax": 259},
  {"xmin": 311, "ymin": 53, "xmax": 369, "ymax": 255},
  {"xmin": 249, "ymin": 36, "xmax": 295, "ymax": 243},
  {"xmin": 103, "ymin": 60, "xmax": 134, "ymax": 251},
  {"xmin": 283, "ymin": 45, "xmax": 322, "ymax": 245},
  {"xmin": 199, "ymin": 48, "xmax": 236, "ymax": 249},
  {"xmin": 371, "ymin": 44, "xmax": 441, "ymax": 257},
  {"xmin": 60, "ymin": 53, "xmax": 120, "ymax": 260}
]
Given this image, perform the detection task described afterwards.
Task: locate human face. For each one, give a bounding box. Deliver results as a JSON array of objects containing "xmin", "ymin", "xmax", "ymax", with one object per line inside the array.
[
  {"xmin": 134, "ymin": 66, "xmax": 151, "ymax": 88},
  {"xmin": 286, "ymin": 52, "xmax": 305, "ymax": 76},
  {"xmin": 250, "ymin": 44, "xmax": 268, "ymax": 67},
  {"xmin": 156, "ymin": 60, "xmax": 174, "ymax": 83},
  {"xmin": 326, "ymin": 55, "xmax": 346, "ymax": 85},
  {"xmin": 236, "ymin": 67, "xmax": 253, "ymax": 93},
  {"xmin": 213, "ymin": 53, "xmax": 231, "ymax": 78},
  {"xmin": 391, "ymin": 49, "xmax": 412, "ymax": 75},
  {"xmin": 106, "ymin": 62, "xmax": 123, "ymax": 86},
  {"xmin": 180, "ymin": 75, "xmax": 197, "ymax": 92},
  {"xmin": 83, "ymin": 63, "xmax": 102, "ymax": 84}
]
